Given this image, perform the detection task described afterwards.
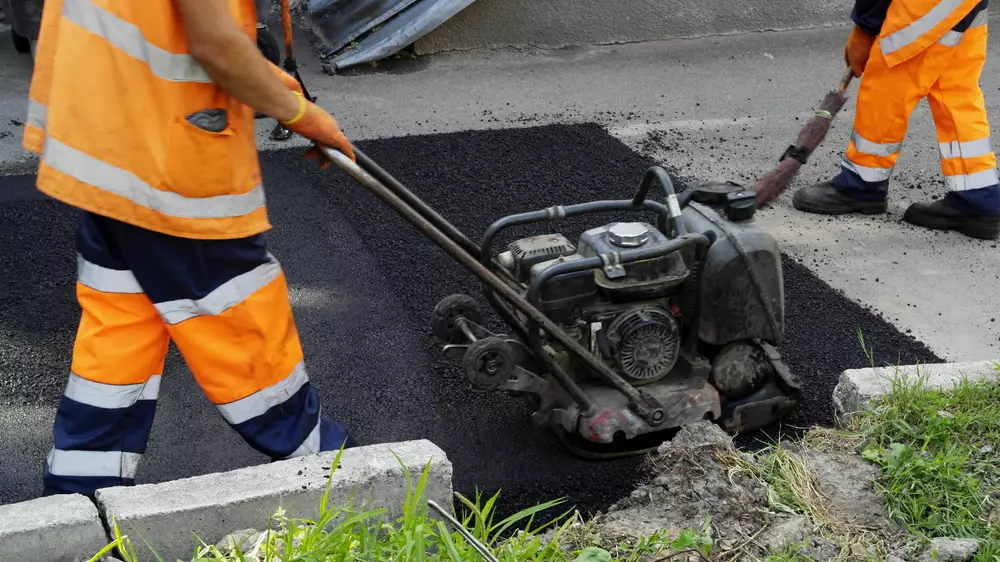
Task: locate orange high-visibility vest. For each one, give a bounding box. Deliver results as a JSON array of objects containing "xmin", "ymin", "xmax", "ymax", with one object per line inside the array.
[
  {"xmin": 879, "ymin": 0, "xmax": 984, "ymax": 67},
  {"xmin": 23, "ymin": 0, "xmax": 269, "ymax": 240}
]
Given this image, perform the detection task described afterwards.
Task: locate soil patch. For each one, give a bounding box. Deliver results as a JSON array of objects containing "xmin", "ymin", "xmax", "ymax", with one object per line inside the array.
[{"xmin": 583, "ymin": 422, "xmax": 907, "ymax": 561}]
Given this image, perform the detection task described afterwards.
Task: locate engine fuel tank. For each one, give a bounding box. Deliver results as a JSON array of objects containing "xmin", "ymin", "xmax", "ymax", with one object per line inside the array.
[
  {"xmin": 577, "ymin": 222, "xmax": 689, "ymax": 301},
  {"xmin": 681, "ymin": 201, "xmax": 784, "ymax": 346}
]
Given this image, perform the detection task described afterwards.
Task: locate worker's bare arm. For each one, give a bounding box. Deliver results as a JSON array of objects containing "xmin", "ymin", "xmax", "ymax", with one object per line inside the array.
[{"xmin": 174, "ymin": 0, "xmax": 299, "ymax": 122}]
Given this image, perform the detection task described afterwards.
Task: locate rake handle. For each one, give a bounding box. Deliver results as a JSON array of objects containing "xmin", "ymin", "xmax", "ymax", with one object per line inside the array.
[{"xmin": 837, "ymin": 66, "xmax": 855, "ymax": 94}]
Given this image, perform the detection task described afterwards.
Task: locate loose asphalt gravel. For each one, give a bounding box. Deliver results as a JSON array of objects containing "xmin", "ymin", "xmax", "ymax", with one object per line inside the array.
[{"xmin": 0, "ymin": 123, "xmax": 940, "ymax": 515}]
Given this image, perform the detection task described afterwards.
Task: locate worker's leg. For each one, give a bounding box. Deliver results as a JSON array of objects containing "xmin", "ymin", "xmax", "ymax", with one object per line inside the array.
[
  {"xmin": 908, "ymin": 17, "xmax": 1000, "ymax": 239},
  {"xmin": 103, "ymin": 218, "xmax": 355, "ymax": 459},
  {"xmin": 794, "ymin": 40, "xmax": 946, "ymax": 214},
  {"xmin": 43, "ymin": 212, "xmax": 170, "ymax": 496}
]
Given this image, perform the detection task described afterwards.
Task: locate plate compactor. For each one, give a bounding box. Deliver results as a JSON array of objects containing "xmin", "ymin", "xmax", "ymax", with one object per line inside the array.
[{"xmin": 321, "ymin": 146, "xmax": 802, "ymax": 459}]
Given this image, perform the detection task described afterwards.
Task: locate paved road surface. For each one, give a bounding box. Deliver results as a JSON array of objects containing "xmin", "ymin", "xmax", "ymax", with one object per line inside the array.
[
  {"xmin": 0, "ymin": 17, "xmax": 992, "ymax": 514},
  {"xmin": 2, "ymin": 23, "xmax": 997, "ymax": 360},
  {"xmin": 0, "ymin": 125, "xmax": 938, "ymax": 512}
]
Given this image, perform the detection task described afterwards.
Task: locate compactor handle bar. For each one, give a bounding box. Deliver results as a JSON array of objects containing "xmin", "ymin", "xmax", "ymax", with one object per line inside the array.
[{"xmin": 318, "ymin": 144, "xmax": 670, "ymax": 427}]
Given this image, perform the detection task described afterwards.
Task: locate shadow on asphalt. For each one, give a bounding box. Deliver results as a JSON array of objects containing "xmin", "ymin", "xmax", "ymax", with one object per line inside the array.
[{"xmin": 0, "ymin": 124, "xmax": 940, "ymax": 517}]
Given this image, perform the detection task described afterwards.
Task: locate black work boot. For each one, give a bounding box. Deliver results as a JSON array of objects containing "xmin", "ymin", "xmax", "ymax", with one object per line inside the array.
[
  {"xmin": 792, "ymin": 181, "xmax": 888, "ymax": 215},
  {"xmin": 903, "ymin": 198, "xmax": 1000, "ymax": 240}
]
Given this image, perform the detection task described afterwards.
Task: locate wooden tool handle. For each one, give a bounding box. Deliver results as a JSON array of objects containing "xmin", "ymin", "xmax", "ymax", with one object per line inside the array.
[
  {"xmin": 281, "ymin": 0, "xmax": 295, "ymax": 61},
  {"xmin": 837, "ymin": 66, "xmax": 855, "ymax": 94}
]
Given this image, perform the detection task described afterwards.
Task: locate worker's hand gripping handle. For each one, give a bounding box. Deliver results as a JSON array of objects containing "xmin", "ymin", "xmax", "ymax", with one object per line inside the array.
[{"xmin": 317, "ymin": 144, "xmax": 363, "ymax": 179}]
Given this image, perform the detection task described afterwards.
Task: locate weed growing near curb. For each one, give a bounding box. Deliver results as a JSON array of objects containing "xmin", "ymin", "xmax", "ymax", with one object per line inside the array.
[
  {"xmin": 719, "ymin": 341, "xmax": 1000, "ymax": 561},
  {"xmin": 87, "ymin": 349, "xmax": 999, "ymax": 561},
  {"xmin": 90, "ymin": 446, "xmax": 715, "ymax": 562},
  {"xmin": 849, "ymin": 361, "xmax": 1000, "ymax": 561}
]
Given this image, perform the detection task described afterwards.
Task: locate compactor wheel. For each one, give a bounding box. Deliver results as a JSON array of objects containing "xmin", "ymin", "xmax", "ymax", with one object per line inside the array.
[
  {"xmin": 462, "ymin": 336, "xmax": 514, "ymax": 392},
  {"xmin": 431, "ymin": 294, "xmax": 482, "ymax": 344}
]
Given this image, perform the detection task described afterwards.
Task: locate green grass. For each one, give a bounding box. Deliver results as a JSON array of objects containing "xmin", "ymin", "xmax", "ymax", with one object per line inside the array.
[
  {"xmin": 848, "ymin": 358, "xmax": 1000, "ymax": 562},
  {"xmin": 90, "ymin": 446, "xmax": 716, "ymax": 562},
  {"xmin": 720, "ymin": 332, "xmax": 1000, "ymax": 562},
  {"xmin": 88, "ymin": 343, "xmax": 1000, "ymax": 561}
]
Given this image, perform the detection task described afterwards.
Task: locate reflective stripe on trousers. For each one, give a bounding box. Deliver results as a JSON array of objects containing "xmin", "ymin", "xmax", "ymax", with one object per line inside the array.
[
  {"xmin": 44, "ymin": 372, "xmax": 160, "ymax": 489},
  {"xmin": 43, "ymin": 213, "xmax": 352, "ymax": 497},
  {"xmin": 834, "ymin": 20, "xmax": 1000, "ymax": 214}
]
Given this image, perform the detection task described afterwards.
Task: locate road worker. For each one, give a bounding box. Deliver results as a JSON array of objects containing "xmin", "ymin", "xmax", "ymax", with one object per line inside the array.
[
  {"xmin": 23, "ymin": 0, "xmax": 357, "ymax": 497},
  {"xmin": 793, "ymin": 0, "xmax": 999, "ymax": 241}
]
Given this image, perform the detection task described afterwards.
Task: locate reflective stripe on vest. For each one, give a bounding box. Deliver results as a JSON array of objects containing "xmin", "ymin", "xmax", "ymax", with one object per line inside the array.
[
  {"xmin": 27, "ymin": 99, "xmax": 48, "ymax": 130},
  {"xmin": 938, "ymin": 8, "xmax": 989, "ymax": 46},
  {"xmin": 882, "ymin": 0, "xmax": 968, "ymax": 55},
  {"xmin": 62, "ymin": 0, "xmax": 211, "ymax": 83},
  {"xmin": 23, "ymin": 0, "xmax": 62, "ymax": 156},
  {"xmin": 43, "ymin": 136, "xmax": 266, "ymax": 220},
  {"xmin": 28, "ymin": 0, "xmax": 269, "ymax": 239}
]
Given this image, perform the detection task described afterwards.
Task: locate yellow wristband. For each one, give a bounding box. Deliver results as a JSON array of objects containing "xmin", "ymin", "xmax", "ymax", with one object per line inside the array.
[{"xmin": 282, "ymin": 91, "xmax": 307, "ymax": 125}]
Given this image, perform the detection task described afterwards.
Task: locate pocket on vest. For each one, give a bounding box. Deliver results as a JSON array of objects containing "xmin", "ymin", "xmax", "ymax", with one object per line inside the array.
[{"xmin": 164, "ymin": 109, "xmax": 236, "ymax": 199}]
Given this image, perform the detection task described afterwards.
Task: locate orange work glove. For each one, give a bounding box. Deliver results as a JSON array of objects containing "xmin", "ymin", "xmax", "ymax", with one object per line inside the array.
[
  {"xmin": 267, "ymin": 61, "xmax": 304, "ymax": 94},
  {"xmin": 280, "ymin": 91, "xmax": 355, "ymax": 165},
  {"xmin": 844, "ymin": 25, "xmax": 876, "ymax": 77}
]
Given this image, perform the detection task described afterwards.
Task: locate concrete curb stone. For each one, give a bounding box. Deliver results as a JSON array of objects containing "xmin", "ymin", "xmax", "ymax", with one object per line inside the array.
[
  {"xmin": 832, "ymin": 360, "xmax": 1000, "ymax": 425},
  {"xmin": 0, "ymin": 493, "xmax": 108, "ymax": 562},
  {"xmin": 95, "ymin": 440, "xmax": 452, "ymax": 562}
]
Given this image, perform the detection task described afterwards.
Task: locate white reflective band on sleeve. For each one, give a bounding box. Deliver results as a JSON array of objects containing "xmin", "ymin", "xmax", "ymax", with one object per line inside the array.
[
  {"xmin": 841, "ymin": 157, "xmax": 894, "ymax": 182},
  {"xmin": 77, "ymin": 254, "xmax": 144, "ymax": 294},
  {"xmin": 939, "ymin": 138, "xmax": 994, "ymax": 160},
  {"xmin": 944, "ymin": 168, "xmax": 1000, "ymax": 191},
  {"xmin": 46, "ymin": 449, "xmax": 141, "ymax": 478},
  {"xmin": 43, "ymin": 137, "xmax": 266, "ymax": 219},
  {"xmin": 287, "ymin": 418, "xmax": 322, "ymax": 458},
  {"xmin": 216, "ymin": 362, "xmax": 309, "ymax": 425},
  {"xmin": 62, "ymin": 0, "xmax": 211, "ymax": 83},
  {"xmin": 64, "ymin": 373, "xmax": 161, "ymax": 409},
  {"xmin": 851, "ymin": 130, "xmax": 902, "ymax": 157},
  {"xmin": 881, "ymin": 0, "xmax": 966, "ymax": 55},
  {"xmin": 27, "ymin": 99, "xmax": 47, "ymax": 129},
  {"xmin": 154, "ymin": 257, "xmax": 282, "ymax": 325}
]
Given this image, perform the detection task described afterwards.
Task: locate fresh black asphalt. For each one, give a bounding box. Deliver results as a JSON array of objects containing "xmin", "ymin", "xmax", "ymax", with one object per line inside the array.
[{"xmin": 0, "ymin": 124, "xmax": 940, "ymax": 515}]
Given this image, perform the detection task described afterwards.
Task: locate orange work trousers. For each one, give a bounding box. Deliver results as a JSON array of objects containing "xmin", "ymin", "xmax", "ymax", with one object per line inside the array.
[
  {"xmin": 43, "ymin": 212, "xmax": 354, "ymax": 497},
  {"xmin": 833, "ymin": 11, "xmax": 1000, "ymax": 215}
]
